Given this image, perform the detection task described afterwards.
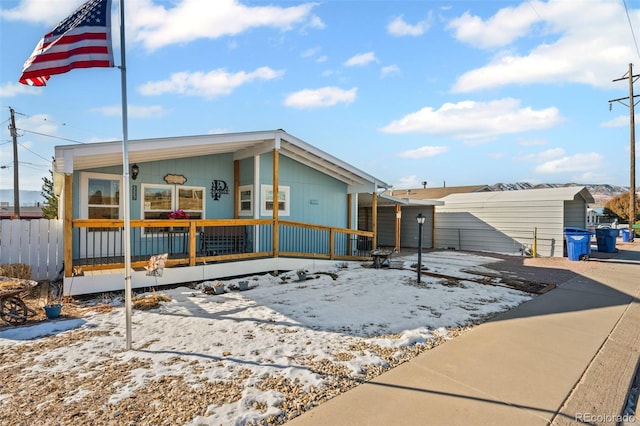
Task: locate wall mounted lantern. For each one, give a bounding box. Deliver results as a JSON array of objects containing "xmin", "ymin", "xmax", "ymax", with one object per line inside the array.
[{"xmin": 131, "ymin": 163, "xmax": 139, "ymax": 180}]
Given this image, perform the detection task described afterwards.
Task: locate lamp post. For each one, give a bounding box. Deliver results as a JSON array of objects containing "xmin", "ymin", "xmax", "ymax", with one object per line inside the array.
[{"xmin": 416, "ymin": 213, "xmax": 426, "ymax": 283}]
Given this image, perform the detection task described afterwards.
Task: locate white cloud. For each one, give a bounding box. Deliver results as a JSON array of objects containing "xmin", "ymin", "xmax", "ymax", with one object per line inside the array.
[
  {"xmin": 489, "ymin": 152, "xmax": 507, "ymax": 159},
  {"xmin": 387, "ymin": 14, "xmax": 431, "ymax": 37},
  {"xmin": 601, "ymin": 115, "xmax": 628, "ymax": 128},
  {"xmin": 397, "ymin": 146, "xmax": 448, "ymax": 159},
  {"xmin": 1, "ymin": 0, "xmax": 321, "ymax": 51},
  {"xmin": 0, "ymin": 0, "xmax": 83, "ymax": 25},
  {"xmin": 0, "ymin": 81, "xmax": 42, "ymax": 98},
  {"xmin": 284, "ymin": 86, "xmax": 357, "ymax": 109},
  {"xmin": 343, "ymin": 52, "xmax": 378, "ymax": 67},
  {"xmin": 515, "ymin": 147, "xmax": 565, "ymax": 162},
  {"xmin": 301, "ymin": 47, "xmax": 321, "ymax": 58},
  {"xmin": 126, "ymin": 0, "xmax": 319, "ymax": 51},
  {"xmin": 15, "ymin": 114, "xmax": 58, "ymax": 136},
  {"xmin": 449, "ymin": 1, "xmax": 636, "ymax": 92},
  {"xmin": 92, "ymin": 105, "xmax": 168, "ymax": 119},
  {"xmin": 381, "ymin": 98, "xmax": 561, "ymax": 140},
  {"xmin": 447, "ymin": 3, "xmax": 540, "ymax": 49},
  {"xmin": 517, "ymin": 137, "xmax": 547, "ymax": 147},
  {"xmin": 381, "ymin": 65, "xmax": 400, "ymax": 78},
  {"xmin": 393, "ymin": 175, "xmax": 422, "ymax": 189},
  {"xmin": 139, "ymin": 67, "xmax": 284, "ymax": 98},
  {"xmin": 535, "ymin": 152, "xmax": 604, "ymax": 173}
]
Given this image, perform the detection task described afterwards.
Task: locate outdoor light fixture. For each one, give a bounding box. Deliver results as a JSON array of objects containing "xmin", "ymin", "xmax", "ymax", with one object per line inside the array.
[
  {"xmin": 131, "ymin": 163, "xmax": 139, "ymax": 180},
  {"xmin": 416, "ymin": 213, "xmax": 426, "ymax": 283}
]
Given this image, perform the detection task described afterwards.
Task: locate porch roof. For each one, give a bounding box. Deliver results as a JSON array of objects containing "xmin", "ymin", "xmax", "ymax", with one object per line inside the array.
[
  {"xmin": 53, "ymin": 129, "xmax": 389, "ymax": 190},
  {"xmin": 358, "ymin": 191, "xmax": 444, "ymax": 207}
]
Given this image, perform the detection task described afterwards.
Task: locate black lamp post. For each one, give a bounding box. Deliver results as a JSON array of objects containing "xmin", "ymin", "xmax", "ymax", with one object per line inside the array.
[{"xmin": 417, "ymin": 213, "xmax": 425, "ymax": 283}]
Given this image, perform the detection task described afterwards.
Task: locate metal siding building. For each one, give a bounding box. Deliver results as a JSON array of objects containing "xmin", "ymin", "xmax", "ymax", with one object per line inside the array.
[{"xmin": 435, "ymin": 187, "xmax": 595, "ymax": 257}]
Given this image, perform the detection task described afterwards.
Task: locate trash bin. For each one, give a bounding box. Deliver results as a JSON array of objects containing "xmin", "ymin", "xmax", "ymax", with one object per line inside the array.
[
  {"xmin": 595, "ymin": 228, "xmax": 619, "ymax": 253},
  {"xmin": 621, "ymin": 229, "xmax": 630, "ymax": 242},
  {"xmin": 564, "ymin": 228, "xmax": 594, "ymax": 261}
]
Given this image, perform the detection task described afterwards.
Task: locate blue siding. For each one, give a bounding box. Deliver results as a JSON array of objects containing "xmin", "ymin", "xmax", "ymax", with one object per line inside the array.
[
  {"xmin": 259, "ymin": 153, "xmax": 348, "ymax": 227},
  {"xmin": 75, "ymin": 154, "xmax": 236, "ymax": 219},
  {"xmin": 74, "ymin": 152, "xmax": 348, "ymax": 228}
]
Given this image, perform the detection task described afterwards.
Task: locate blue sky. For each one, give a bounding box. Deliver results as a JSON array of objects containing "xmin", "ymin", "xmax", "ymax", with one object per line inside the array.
[{"xmin": 1, "ymin": 0, "xmax": 639, "ymax": 193}]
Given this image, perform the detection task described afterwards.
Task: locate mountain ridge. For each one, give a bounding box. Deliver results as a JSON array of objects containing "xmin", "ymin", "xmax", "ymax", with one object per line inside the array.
[{"xmin": 488, "ymin": 182, "xmax": 631, "ymax": 206}]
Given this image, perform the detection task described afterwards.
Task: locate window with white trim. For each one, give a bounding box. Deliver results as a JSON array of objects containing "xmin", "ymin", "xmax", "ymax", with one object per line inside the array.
[
  {"xmin": 142, "ymin": 184, "xmax": 205, "ymax": 231},
  {"xmin": 80, "ymin": 172, "xmax": 122, "ymax": 220},
  {"xmin": 238, "ymin": 185, "xmax": 253, "ymax": 216},
  {"xmin": 260, "ymin": 184, "xmax": 290, "ymax": 216}
]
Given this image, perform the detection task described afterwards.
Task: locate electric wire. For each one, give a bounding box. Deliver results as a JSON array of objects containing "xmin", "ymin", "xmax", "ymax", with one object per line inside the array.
[{"xmin": 623, "ymin": 0, "xmax": 640, "ymax": 60}]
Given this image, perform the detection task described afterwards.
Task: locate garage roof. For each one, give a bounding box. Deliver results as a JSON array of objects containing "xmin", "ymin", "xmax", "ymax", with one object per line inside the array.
[{"xmin": 441, "ymin": 186, "xmax": 595, "ymax": 204}]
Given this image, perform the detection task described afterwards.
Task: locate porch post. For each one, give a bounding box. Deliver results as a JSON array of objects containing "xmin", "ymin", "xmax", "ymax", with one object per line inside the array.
[
  {"xmin": 372, "ymin": 191, "xmax": 378, "ymax": 249},
  {"xmin": 432, "ymin": 207, "xmax": 437, "ymax": 248},
  {"xmin": 272, "ymin": 148, "xmax": 279, "ymax": 257},
  {"xmin": 395, "ymin": 204, "xmax": 401, "ymax": 251},
  {"xmin": 63, "ymin": 173, "xmax": 73, "ymax": 278},
  {"xmin": 233, "ymin": 160, "xmax": 240, "ymax": 219},
  {"xmin": 347, "ymin": 193, "xmax": 352, "ymax": 255}
]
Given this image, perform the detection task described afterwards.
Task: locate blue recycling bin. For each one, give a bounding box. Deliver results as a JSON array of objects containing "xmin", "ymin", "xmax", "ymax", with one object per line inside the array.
[
  {"xmin": 621, "ymin": 229, "xmax": 631, "ymax": 242},
  {"xmin": 565, "ymin": 229, "xmax": 593, "ymax": 261},
  {"xmin": 595, "ymin": 228, "xmax": 619, "ymax": 253}
]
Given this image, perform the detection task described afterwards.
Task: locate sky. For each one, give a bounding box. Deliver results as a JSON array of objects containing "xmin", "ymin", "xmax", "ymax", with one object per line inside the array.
[
  {"xmin": 1, "ymin": 0, "xmax": 640, "ymax": 195},
  {"xmin": 0, "ymin": 251, "xmax": 533, "ymax": 424}
]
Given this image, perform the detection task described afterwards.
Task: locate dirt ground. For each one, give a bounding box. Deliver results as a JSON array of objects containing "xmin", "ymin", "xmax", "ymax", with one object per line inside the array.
[{"xmin": 1, "ymin": 244, "xmax": 637, "ymax": 425}]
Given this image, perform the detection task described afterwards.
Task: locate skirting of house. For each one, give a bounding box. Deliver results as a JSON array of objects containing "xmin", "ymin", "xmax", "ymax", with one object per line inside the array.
[{"xmin": 63, "ymin": 257, "xmax": 337, "ymax": 296}]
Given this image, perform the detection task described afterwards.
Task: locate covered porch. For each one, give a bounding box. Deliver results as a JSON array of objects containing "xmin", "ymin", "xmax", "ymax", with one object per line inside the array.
[{"xmin": 54, "ymin": 130, "xmax": 389, "ymax": 295}]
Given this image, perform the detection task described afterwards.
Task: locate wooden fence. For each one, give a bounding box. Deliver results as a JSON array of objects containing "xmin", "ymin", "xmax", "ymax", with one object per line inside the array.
[{"xmin": 0, "ymin": 219, "xmax": 63, "ymax": 281}]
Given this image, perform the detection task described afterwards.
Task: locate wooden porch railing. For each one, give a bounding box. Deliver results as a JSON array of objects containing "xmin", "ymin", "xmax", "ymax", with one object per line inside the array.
[{"xmin": 66, "ymin": 218, "xmax": 374, "ymax": 276}]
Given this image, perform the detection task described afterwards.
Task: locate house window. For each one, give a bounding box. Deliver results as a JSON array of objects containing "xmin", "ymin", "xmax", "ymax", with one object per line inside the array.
[
  {"xmin": 142, "ymin": 184, "xmax": 205, "ymax": 230},
  {"xmin": 238, "ymin": 185, "xmax": 253, "ymax": 216},
  {"xmin": 260, "ymin": 184, "xmax": 290, "ymax": 216},
  {"xmin": 80, "ymin": 172, "xmax": 122, "ymax": 220}
]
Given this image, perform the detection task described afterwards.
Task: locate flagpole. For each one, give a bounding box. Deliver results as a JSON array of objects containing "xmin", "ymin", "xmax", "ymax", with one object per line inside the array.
[{"xmin": 118, "ymin": 0, "xmax": 133, "ymax": 350}]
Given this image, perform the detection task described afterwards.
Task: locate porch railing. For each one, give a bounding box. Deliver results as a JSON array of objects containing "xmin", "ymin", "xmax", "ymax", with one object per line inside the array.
[{"xmin": 68, "ymin": 218, "xmax": 374, "ymax": 275}]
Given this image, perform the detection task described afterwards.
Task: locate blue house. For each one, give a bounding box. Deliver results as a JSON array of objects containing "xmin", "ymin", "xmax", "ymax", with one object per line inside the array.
[{"xmin": 53, "ymin": 130, "xmax": 393, "ymax": 295}]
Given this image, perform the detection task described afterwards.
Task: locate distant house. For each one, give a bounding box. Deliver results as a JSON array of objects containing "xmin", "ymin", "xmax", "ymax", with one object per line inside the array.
[
  {"xmin": 52, "ymin": 130, "xmax": 403, "ymax": 295},
  {"xmin": 0, "ymin": 204, "xmax": 44, "ymax": 220},
  {"xmin": 433, "ymin": 186, "xmax": 595, "ymax": 257},
  {"xmin": 389, "ymin": 185, "xmax": 492, "ymax": 200}
]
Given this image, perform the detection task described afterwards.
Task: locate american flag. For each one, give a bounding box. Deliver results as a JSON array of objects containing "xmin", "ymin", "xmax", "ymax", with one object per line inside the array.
[{"xmin": 19, "ymin": 0, "xmax": 114, "ymax": 86}]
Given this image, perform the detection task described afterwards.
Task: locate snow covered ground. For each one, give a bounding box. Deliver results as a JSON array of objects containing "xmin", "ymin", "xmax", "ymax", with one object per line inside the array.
[{"xmin": 0, "ymin": 251, "xmax": 534, "ymax": 425}]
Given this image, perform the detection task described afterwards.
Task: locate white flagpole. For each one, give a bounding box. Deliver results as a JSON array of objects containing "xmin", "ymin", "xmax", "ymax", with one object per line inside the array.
[{"xmin": 118, "ymin": 0, "xmax": 133, "ymax": 350}]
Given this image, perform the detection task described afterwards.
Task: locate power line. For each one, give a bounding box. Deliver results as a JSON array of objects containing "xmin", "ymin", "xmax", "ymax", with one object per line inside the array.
[
  {"xmin": 17, "ymin": 128, "xmax": 86, "ymax": 144},
  {"xmin": 17, "ymin": 142, "xmax": 53, "ymax": 163},
  {"xmin": 622, "ymin": 0, "xmax": 640, "ymax": 60}
]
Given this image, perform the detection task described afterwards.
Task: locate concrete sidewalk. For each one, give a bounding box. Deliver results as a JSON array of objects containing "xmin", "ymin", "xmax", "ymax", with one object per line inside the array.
[{"xmin": 289, "ymin": 242, "xmax": 640, "ymax": 426}]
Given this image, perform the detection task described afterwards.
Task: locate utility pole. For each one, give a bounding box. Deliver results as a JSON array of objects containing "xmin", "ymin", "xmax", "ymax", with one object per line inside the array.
[
  {"xmin": 8, "ymin": 107, "xmax": 20, "ymax": 219},
  {"xmin": 610, "ymin": 63, "xmax": 638, "ymax": 240}
]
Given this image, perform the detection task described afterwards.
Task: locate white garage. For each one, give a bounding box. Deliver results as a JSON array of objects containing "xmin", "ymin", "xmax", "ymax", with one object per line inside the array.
[{"xmin": 434, "ymin": 186, "xmax": 595, "ymax": 257}]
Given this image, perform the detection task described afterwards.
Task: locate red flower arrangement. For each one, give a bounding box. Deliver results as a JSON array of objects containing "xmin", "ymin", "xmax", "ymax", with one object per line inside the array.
[{"xmin": 168, "ymin": 209, "xmax": 190, "ymax": 219}]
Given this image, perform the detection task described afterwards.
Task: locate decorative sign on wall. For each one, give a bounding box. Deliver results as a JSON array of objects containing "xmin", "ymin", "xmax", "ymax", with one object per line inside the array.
[
  {"xmin": 164, "ymin": 174, "xmax": 187, "ymax": 185},
  {"xmin": 210, "ymin": 180, "xmax": 229, "ymax": 200}
]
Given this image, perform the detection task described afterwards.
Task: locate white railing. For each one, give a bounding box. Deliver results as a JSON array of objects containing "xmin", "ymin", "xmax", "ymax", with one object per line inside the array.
[{"xmin": 0, "ymin": 219, "xmax": 63, "ymax": 281}]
